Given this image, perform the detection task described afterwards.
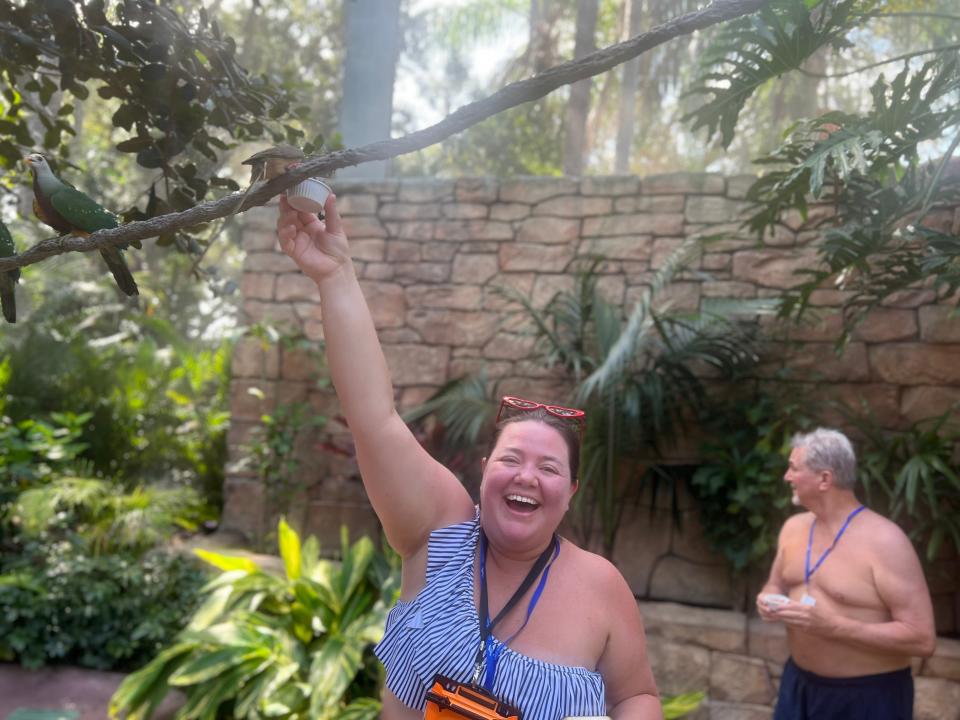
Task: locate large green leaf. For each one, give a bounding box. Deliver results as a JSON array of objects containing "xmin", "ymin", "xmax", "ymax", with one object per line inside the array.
[
  {"xmin": 187, "ymin": 583, "xmax": 235, "ymax": 631},
  {"xmin": 278, "ymin": 516, "xmax": 303, "ymax": 581},
  {"xmin": 193, "ymin": 549, "xmax": 260, "ymax": 574},
  {"xmin": 109, "ymin": 642, "xmax": 198, "ymax": 719},
  {"xmin": 168, "ymin": 646, "xmax": 266, "ymax": 686},
  {"xmin": 684, "ymin": 0, "xmax": 872, "ymax": 147},
  {"xmin": 307, "ymin": 634, "xmax": 365, "ymax": 718},
  {"xmin": 334, "ymin": 533, "xmax": 375, "ymax": 615},
  {"xmin": 663, "ymin": 691, "xmax": 706, "ymax": 719},
  {"xmin": 336, "ymin": 698, "xmax": 381, "ymax": 720}
]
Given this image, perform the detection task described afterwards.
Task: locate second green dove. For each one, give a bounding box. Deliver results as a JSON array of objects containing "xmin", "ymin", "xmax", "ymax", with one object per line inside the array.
[{"xmin": 25, "ymin": 153, "xmax": 138, "ymax": 297}]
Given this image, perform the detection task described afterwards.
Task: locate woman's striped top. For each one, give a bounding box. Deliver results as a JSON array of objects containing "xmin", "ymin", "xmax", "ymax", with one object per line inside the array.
[{"xmin": 374, "ymin": 510, "xmax": 607, "ymax": 720}]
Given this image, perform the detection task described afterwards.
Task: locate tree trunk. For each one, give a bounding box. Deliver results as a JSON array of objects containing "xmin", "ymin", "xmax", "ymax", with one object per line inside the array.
[
  {"xmin": 527, "ymin": 0, "xmax": 553, "ymax": 74},
  {"xmin": 563, "ymin": 0, "xmax": 599, "ymax": 176},
  {"xmin": 615, "ymin": 0, "xmax": 644, "ymax": 173},
  {"xmin": 338, "ymin": 0, "xmax": 401, "ymax": 179}
]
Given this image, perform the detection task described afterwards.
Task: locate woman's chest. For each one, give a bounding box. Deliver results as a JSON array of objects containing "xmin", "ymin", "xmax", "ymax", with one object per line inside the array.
[{"xmin": 474, "ymin": 563, "xmax": 606, "ymax": 669}]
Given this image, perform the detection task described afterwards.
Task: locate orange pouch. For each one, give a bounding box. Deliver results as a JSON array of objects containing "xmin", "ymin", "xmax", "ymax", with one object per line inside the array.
[{"xmin": 425, "ymin": 674, "xmax": 522, "ymax": 720}]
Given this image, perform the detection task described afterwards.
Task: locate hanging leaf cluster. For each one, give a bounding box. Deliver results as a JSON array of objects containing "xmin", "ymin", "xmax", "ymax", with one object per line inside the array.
[
  {"xmin": 682, "ymin": 0, "xmax": 875, "ymax": 148},
  {"xmin": 0, "ymin": 0, "xmax": 312, "ymax": 218},
  {"xmin": 745, "ymin": 57, "xmax": 960, "ymax": 330}
]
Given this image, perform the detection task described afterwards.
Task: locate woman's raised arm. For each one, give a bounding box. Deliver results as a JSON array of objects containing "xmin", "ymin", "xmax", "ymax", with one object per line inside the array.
[{"xmin": 276, "ymin": 194, "xmax": 474, "ymax": 557}]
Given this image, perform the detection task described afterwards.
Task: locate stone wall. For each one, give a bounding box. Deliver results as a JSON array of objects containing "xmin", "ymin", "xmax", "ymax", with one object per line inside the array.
[
  {"xmin": 222, "ymin": 174, "xmax": 960, "ymax": 633},
  {"xmin": 642, "ymin": 601, "xmax": 960, "ymax": 720}
]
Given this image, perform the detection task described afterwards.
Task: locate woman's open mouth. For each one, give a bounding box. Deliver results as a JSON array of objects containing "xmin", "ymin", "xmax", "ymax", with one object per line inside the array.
[{"xmin": 505, "ymin": 494, "xmax": 540, "ymax": 513}]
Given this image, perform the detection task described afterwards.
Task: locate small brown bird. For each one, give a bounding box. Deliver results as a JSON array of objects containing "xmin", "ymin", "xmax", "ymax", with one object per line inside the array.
[
  {"xmin": 233, "ymin": 144, "xmax": 306, "ymax": 214},
  {"xmin": 240, "ymin": 144, "xmax": 305, "ymax": 184}
]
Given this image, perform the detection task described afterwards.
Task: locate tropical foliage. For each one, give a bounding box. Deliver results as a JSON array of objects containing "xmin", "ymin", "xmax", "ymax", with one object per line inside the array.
[
  {"xmin": 0, "ymin": 0, "xmax": 323, "ymax": 222},
  {"xmin": 766, "ymin": 58, "xmax": 960, "ymax": 329},
  {"xmin": 110, "ymin": 519, "xmax": 400, "ymax": 720},
  {"xmin": 856, "ymin": 410, "xmax": 960, "ymax": 562},
  {"xmin": 690, "ymin": 382, "xmax": 816, "ymax": 572},
  {"xmin": 683, "ymin": 0, "xmax": 871, "ymax": 149},
  {"xmin": 0, "ymin": 544, "xmax": 206, "ymax": 670},
  {"xmin": 0, "ymin": 406, "xmax": 209, "ymax": 670},
  {"xmin": 0, "ymin": 287, "xmax": 232, "ymax": 507},
  {"xmin": 662, "ymin": 691, "xmax": 706, "ymax": 719},
  {"xmin": 407, "ymin": 246, "xmax": 769, "ymax": 556},
  {"xmin": 507, "ymin": 248, "xmax": 772, "ymax": 555},
  {"xmin": 684, "ymin": 0, "xmax": 960, "ymax": 330}
]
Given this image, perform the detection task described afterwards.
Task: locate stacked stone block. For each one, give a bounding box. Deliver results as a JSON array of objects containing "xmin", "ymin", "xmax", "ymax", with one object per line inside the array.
[
  {"xmin": 224, "ymin": 174, "xmax": 960, "ymax": 634},
  {"xmin": 641, "ymin": 601, "xmax": 960, "ymax": 720}
]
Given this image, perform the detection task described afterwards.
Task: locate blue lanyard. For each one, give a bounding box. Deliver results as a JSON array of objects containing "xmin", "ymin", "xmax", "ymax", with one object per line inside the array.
[
  {"xmin": 805, "ymin": 505, "xmax": 865, "ymax": 585},
  {"xmin": 476, "ymin": 530, "xmax": 560, "ymax": 691}
]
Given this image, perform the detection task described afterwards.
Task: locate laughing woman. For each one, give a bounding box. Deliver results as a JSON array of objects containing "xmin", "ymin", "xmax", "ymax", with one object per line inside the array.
[{"xmin": 276, "ymin": 194, "xmax": 661, "ymax": 720}]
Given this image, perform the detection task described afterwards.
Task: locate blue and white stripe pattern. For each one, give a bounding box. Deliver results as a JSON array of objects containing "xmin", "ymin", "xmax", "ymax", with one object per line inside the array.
[{"xmin": 374, "ymin": 510, "xmax": 607, "ymax": 720}]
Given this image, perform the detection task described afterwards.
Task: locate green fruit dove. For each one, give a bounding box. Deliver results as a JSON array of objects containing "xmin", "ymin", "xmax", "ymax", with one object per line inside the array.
[
  {"xmin": 24, "ymin": 153, "xmax": 138, "ymax": 296},
  {"xmin": 0, "ymin": 220, "xmax": 20, "ymax": 323}
]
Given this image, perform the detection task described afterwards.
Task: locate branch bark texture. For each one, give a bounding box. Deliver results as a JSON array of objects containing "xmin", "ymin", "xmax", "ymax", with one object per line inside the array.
[{"xmin": 0, "ymin": 0, "xmax": 768, "ymax": 273}]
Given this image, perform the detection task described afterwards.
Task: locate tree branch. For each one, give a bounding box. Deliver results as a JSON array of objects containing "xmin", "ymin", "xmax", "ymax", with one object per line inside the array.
[
  {"xmin": 0, "ymin": 0, "xmax": 769, "ymax": 273},
  {"xmin": 796, "ymin": 43, "xmax": 960, "ymax": 79}
]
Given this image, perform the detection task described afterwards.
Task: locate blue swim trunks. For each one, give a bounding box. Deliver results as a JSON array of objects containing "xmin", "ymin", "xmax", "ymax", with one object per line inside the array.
[{"xmin": 774, "ymin": 657, "xmax": 914, "ymax": 720}]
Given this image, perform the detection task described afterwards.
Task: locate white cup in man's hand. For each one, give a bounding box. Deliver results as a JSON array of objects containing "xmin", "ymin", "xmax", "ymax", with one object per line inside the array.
[{"xmin": 760, "ymin": 593, "xmax": 791, "ymax": 610}]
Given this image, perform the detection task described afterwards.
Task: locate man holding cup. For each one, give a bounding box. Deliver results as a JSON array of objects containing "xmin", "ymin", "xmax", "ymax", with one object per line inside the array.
[{"xmin": 757, "ymin": 428, "xmax": 936, "ymax": 720}]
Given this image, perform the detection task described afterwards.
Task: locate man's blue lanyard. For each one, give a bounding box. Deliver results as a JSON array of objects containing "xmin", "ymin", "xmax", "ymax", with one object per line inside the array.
[
  {"xmin": 475, "ymin": 530, "xmax": 560, "ymax": 692},
  {"xmin": 805, "ymin": 505, "xmax": 866, "ymax": 585}
]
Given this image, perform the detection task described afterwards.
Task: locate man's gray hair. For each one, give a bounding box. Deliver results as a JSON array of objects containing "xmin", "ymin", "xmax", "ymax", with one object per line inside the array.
[{"xmin": 790, "ymin": 428, "xmax": 858, "ymax": 490}]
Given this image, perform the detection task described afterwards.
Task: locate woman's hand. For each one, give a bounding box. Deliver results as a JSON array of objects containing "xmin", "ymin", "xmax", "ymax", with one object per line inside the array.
[{"xmin": 276, "ymin": 194, "xmax": 350, "ymax": 283}]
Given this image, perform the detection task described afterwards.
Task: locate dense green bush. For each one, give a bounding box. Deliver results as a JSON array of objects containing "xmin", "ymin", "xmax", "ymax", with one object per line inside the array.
[
  {"xmin": 0, "ymin": 542, "xmax": 206, "ymax": 670},
  {"xmin": 691, "ymin": 385, "xmax": 960, "ymax": 573},
  {"xmin": 0, "ymin": 406, "xmax": 212, "ymax": 672},
  {"xmin": 0, "ymin": 293, "xmax": 231, "ymax": 510},
  {"xmin": 857, "ymin": 411, "xmax": 960, "ymax": 562},
  {"xmin": 690, "ymin": 386, "xmax": 815, "ymax": 572}
]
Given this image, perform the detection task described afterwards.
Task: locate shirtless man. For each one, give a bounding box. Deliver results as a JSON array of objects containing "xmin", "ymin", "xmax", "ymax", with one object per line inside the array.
[{"xmin": 757, "ymin": 428, "xmax": 936, "ymax": 720}]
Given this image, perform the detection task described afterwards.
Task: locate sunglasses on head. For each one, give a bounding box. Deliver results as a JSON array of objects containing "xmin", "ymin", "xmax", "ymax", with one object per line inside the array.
[{"xmin": 496, "ymin": 396, "xmax": 586, "ymax": 439}]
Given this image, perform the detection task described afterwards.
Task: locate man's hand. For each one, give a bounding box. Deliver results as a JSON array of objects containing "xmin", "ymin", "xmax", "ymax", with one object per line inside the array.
[
  {"xmin": 756, "ymin": 588, "xmax": 790, "ymax": 622},
  {"xmin": 773, "ymin": 602, "xmax": 836, "ymax": 636}
]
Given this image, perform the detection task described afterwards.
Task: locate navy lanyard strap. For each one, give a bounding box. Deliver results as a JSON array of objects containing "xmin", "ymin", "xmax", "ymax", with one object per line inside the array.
[
  {"xmin": 476, "ymin": 529, "xmax": 560, "ymax": 690},
  {"xmin": 805, "ymin": 505, "xmax": 865, "ymax": 585}
]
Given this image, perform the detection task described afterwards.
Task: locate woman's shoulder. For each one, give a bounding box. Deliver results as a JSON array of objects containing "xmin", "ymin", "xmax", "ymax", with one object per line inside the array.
[{"xmin": 559, "ymin": 538, "xmax": 632, "ymax": 594}]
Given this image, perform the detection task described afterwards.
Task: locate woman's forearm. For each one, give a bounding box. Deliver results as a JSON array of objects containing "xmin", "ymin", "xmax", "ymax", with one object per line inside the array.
[
  {"xmin": 609, "ymin": 693, "xmax": 664, "ymax": 720},
  {"xmin": 314, "ymin": 260, "xmax": 398, "ymax": 436}
]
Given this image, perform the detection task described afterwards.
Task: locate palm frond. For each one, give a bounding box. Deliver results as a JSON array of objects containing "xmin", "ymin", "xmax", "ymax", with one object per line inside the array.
[
  {"xmin": 401, "ymin": 372, "xmax": 496, "ymax": 449},
  {"xmin": 422, "ymin": 0, "xmax": 527, "ymax": 49},
  {"xmin": 578, "ymin": 238, "xmax": 702, "ymax": 401},
  {"xmin": 12, "ymin": 476, "xmax": 203, "ymax": 554},
  {"xmin": 14, "ymin": 475, "xmax": 108, "ymax": 533}
]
